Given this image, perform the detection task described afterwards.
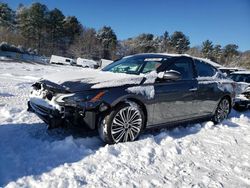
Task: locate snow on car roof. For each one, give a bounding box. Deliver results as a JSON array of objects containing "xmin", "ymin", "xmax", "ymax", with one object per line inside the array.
[
  {"xmin": 124, "ymin": 53, "xmax": 187, "ymax": 58},
  {"xmin": 231, "ymin": 71, "xmax": 250, "ymax": 75},
  {"xmin": 124, "ymin": 53, "xmax": 223, "ymax": 68},
  {"xmin": 219, "ymin": 67, "xmax": 244, "ymax": 70}
]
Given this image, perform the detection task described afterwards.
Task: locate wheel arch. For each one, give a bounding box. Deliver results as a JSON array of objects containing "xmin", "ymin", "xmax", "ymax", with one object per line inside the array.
[
  {"xmin": 113, "ymin": 97, "xmax": 148, "ymax": 126},
  {"xmin": 98, "ymin": 97, "xmax": 147, "ymax": 144},
  {"xmin": 213, "ymin": 94, "xmax": 232, "ymax": 114}
]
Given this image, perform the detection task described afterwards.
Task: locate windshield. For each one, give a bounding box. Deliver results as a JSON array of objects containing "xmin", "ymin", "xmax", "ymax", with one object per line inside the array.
[{"xmin": 102, "ymin": 56, "xmax": 166, "ymax": 75}]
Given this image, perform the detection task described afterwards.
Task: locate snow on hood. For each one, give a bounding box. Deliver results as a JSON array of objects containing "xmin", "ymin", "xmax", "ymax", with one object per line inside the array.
[{"xmin": 42, "ymin": 69, "xmax": 147, "ymax": 89}]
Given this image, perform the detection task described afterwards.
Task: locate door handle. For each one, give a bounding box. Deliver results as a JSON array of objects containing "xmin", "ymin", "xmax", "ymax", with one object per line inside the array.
[{"xmin": 189, "ymin": 88, "xmax": 198, "ymax": 91}]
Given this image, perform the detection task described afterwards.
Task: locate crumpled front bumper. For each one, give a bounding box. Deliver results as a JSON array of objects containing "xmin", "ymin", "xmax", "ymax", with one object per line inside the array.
[
  {"xmin": 27, "ymin": 98, "xmax": 97, "ymax": 129},
  {"xmin": 27, "ymin": 99, "xmax": 64, "ymax": 127}
]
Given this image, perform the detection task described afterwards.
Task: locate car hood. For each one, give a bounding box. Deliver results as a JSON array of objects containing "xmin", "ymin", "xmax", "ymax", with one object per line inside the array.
[{"xmin": 40, "ymin": 69, "xmax": 149, "ymax": 92}]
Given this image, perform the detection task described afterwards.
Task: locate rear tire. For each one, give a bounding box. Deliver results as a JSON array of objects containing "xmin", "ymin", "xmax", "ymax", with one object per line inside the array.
[
  {"xmin": 212, "ymin": 97, "xmax": 230, "ymax": 123},
  {"xmin": 98, "ymin": 102, "xmax": 145, "ymax": 144}
]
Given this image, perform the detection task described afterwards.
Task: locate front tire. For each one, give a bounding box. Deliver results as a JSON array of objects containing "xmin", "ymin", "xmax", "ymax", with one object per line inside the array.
[
  {"xmin": 213, "ymin": 97, "xmax": 230, "ymax": 123},
  {"xmin": 98, "ymin": 102, "xmax": 145, "ymax": 144}
]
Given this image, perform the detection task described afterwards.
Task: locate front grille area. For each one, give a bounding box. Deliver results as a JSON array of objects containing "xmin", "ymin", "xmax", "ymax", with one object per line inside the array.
[
  {"xmin": 31, "ymin": 83, "xmax": 55, "ymax": 101},
  {"xmin": 46, "ymin": 91, "xmax": 53, "ymax": 100}
]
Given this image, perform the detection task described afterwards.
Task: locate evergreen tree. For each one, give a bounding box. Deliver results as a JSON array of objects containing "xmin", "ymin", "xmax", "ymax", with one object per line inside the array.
[
  {"xmin": 63, "ymin": 16, "xmax": 82, "ymax": 54},
  {"xmin": 154, "ymin": 36, "xmax": 164, "ymax": 53},
  {"xmin": 223, "ymin": 44, "xmax": 239, "ymax": 58},
  {"xmin": 46, "ymin": 8, "xmax": 65, "ymax": 54},
  {"xmin": 16, "ymin": 3, "xmax": 48, "ymax": 53},
  {"xmin": 15, "ymin": 5, "xmax": 29, "ymax": 46},
  {"xmin": 29, "ymin": 3, "xmax": 48, "ymax": 53},
  {"xmin": 134, "ymin": 33, "xmax": 157, "ymax": 53},
  {"xmin": 201, "ymin": 40, "xmax": 214, "ymax": 59},
  {"xmin": 223, "ymin": 44, "xmax": 239, "ymax": 64},
  {"xmin": 169, "ymin": 31, "xmax": 190, "ymax": 53},
  {"xmin": 0, "ymin": 3, "xmax": 15, "ymax": 28},
  {"xmin": 213, "ymin": 44, "xmax": 222, "ymax": 62},
  {"xmin": 116, "ymin": 38, "xmax": 137, "ymax": 57},
  {"xmin": 186, "ymin": 46, "xmax": 202, "ymax": 57},
  {"xmin": 0, "ymin": 3, "xmax": 19, "ymax": 44},
  {"xmin": 160, "ymin": 31, "xmax": 171, "ymax": 52},
  {"xmin": 69, "ymin": 27, "xmax": 102, "ymax": 59},
  {"xmin": 97, "ymin": 26, "xmax": 117, "ymax": 59}
]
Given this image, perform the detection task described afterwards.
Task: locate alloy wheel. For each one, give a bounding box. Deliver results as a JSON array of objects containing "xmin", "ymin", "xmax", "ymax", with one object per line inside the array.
[
  {"xmin": 111, "ymin": 106, "xmax": 142, "ymax": 143},
  {"xmin": 215, "ymin": 98, "xmax": 230, "ymax": 123}
]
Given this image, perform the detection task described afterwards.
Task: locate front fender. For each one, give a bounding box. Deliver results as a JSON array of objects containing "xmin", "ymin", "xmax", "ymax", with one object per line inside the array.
[{"xmin": 101, "ymin": 86, "xmax": 155, "ymax": 126}]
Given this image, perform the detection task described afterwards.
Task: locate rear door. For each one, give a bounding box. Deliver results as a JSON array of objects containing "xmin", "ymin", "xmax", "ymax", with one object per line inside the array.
[
  {"xmin": 194, "ymin": 59, "xmax": 222, "ymax": 115},
  {"xmin": 152, "ymin": 57, "xmax": 199, "ymax": 125}
]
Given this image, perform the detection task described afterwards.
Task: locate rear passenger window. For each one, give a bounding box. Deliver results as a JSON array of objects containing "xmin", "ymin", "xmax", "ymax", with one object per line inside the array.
[{"xmin": 195, "ymin": 60, "xmax": 216, "ymax": 77}]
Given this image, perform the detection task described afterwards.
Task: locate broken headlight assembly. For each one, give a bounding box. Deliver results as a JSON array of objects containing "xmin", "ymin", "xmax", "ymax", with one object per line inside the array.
[{"xmin": 55, "ymin": 91, "xmax": 106, "ymax": 105}]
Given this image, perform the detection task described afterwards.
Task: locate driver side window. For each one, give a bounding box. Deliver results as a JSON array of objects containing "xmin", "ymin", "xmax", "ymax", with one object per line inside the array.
[{"xmin": 166, "ymin": 58, "xmax": 194, "ymax": 80}]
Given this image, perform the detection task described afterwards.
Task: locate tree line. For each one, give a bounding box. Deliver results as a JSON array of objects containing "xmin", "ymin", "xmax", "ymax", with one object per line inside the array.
[{"xmin": 0, "ymin": 2, "xmax": 249, "ymax": 67}]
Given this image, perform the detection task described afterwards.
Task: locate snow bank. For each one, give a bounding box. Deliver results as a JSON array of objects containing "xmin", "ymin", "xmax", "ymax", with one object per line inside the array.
[
  {"xmin": 0, "ymin": 51, "xmax": 49, "ymax": 64},
  {"xmin": 100, "ymin": 59, "xmax": 113, "ymax": 68},
  {"xmin": 1, "ymin": 114, "xmax": 250, "ymax": 188},
  {"xmin": 76, "ymin": 58, "xmax": 98, "ymax": 68}
]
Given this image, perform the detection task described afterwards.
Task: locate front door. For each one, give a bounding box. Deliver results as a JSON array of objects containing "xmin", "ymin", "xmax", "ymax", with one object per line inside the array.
[{"xmin": 152, "ymin": 57, "xmax": 199, "ymax": 125}]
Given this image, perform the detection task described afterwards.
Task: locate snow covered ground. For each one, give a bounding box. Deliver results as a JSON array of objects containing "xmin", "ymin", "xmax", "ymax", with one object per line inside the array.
[{"xmin": 0, "ymin": 61, "xmax": 250, "ymax": 188}]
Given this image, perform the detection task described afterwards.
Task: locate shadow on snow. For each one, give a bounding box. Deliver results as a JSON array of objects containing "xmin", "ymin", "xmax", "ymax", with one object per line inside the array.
[{"xmin": 0, "ymin": 123, "xmax": 104, "ymax": 186}]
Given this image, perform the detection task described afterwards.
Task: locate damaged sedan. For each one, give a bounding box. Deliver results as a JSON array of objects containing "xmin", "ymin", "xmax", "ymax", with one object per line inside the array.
[{"xmin": 28, "ymin": 53, "xmax": 235, "ymax": 144}]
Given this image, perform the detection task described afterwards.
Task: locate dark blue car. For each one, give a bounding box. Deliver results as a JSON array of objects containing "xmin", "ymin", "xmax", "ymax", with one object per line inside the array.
[{"xmin": 28, "ymin": 53, "xmax": 235, "ymax": 144}]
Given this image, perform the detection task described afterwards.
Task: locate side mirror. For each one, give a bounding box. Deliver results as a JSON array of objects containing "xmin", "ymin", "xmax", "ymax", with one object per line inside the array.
[{"xmin": 162, "ymin": 70, "xmax": 181, "ymax": 80}]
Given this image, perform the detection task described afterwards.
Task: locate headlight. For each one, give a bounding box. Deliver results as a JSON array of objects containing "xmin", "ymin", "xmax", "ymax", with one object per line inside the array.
[
  {"xmin": 55, "ymin": 94, "xmax": 75, "ymax": 103},
  {"xmin": 89, "ymin": 91, "xmax": 105, "ymax": 102},
  {"xmin": 55, "ymin": 91, "xmax": 106, "ymax": 104}
]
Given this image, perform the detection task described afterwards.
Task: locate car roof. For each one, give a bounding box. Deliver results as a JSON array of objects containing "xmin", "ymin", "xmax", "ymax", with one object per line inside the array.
[
  {"xmin": 219, "ymin": 67, "xmax": 244, "ymax": 70},
  {"xmin": 231, "ymin": 71, "xmax": 250, "ymax": 75},
  {"xmin": 123, "ymin": 53, "xmax": 183, "ymax": 59},
  {"xmin": 123, "ymin": 53, "xmax": 222, "ymax": 68}
]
